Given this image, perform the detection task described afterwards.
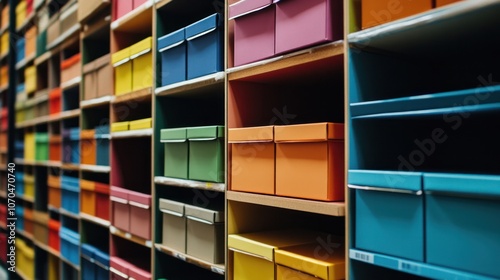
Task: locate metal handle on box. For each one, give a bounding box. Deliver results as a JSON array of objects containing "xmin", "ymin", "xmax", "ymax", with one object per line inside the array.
[{"xmin": 348, "ymin": 184, "xmax": 422, "ymax": 195}]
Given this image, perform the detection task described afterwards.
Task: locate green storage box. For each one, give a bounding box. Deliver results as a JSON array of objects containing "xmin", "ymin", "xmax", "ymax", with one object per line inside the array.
[
  {"xmin": 15, "ymin": 101, "xmax": 25, "ymax": 123},
  {"xmin": 187, "ymin": 126, "xmax": 224, "ymax": 183},
  {"xmin": 36, "ymin": 30, "xmax": 47, "ymax": 57},
  {"xmin": 35, "ymin": 133, "xmax": 49, "ymax": 161},
  {"xmin": 160, "ymin": 128, "xmax": 188, "ymax": 179}
]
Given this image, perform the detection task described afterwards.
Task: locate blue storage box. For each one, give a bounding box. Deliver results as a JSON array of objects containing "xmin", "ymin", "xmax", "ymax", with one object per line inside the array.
[
  {"xmin": 60, "ymin": 227, "xmax": 80, "ymax": 266},
  {"xmin": 61, "ymin": 175, "xmax": 79, "ymax": 214},
  {"xmin": 94, "ymin": 249, "xmax": 110, "ymax": 280},
  {"xmin": 81, "ymin": 243, "xmax": 97, "ymax": 280},
  {"xmin": 16, "ymin": 205, "xmax": 24, "ymax": 231},
  {"xmin": 16, "ymin": 38, "xmax": 25, "ymax": 63},
  {"xmin": 158, "ymin": 28, "xmax": 187, "ymax": 86},
  {"xmin": 349, "ymin": 169, "xmax": 424, "ymax": 262},
  {"xmin": 16, "ymin": 171, "xmax": 24, "ymax": 195},
  {"xmin": 16, "ymin": 83, "xmax": 25, "ymax": 94},
  {"xmin": 94, "ymin": 125, "xmax": 110, "ymax": 166},
  {"xmin": 185, "ymin": 14, "xmax": 223, "ymax": 79},
  {"xmin": 69, "ymin": 127, "xmax": 80, "ymax": 164},
  {"xmin": 15, "ymin": 140, "xmax": 24, "ymax": 159},
  {"xmin": 425, "ymin": 173, "xmax": 500, "ymax": 278}
]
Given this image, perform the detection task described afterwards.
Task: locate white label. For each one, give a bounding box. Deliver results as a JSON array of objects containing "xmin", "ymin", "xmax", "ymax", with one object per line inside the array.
[
  {"xmin": 349, "ymin": 250, "xmax": 374, "ymax": 263},
  {"xmin": 398, "ymin": 260, "xmax": 422, "ymax": 274},
  {"xmin": 125, "ymin": 233, "xmax": 132, "ymax": 239},
  {"xmin": 211, "ymin": 266, "xmax": 224, "ymax": 274},
  {"xmin": 145, "ymin": 241, "xmax": 152, "ymax": 248}
]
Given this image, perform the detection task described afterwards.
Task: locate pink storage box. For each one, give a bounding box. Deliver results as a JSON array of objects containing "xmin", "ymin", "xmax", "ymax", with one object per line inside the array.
[
  {"xmin": 129, "ymin": 265, "xmax": 151, "ymax": 280},
  {"xmin": 110, "ymin": 186, "xmax": 130, "ymax": 232},
  {"xmin": 133, "ymin": 0, "xmax": 148, "ymax": 9},
  {"xmin": 275, "ymin": 0, "xmax": 343, "ymax": 54},
  {"xmin": 229, "ymin": 0, "xmax": 276, "ymax": 66},
  {"xmin": 113, "ymin": 0, "xmax": 133, "ymax": 21},
  {"xmin": 129, "ymin": 190, "xmax": 151, "ymax": 240},
  {"xmin": 110, "ymin": 256, "xmax": 129, "ymax": 280}
]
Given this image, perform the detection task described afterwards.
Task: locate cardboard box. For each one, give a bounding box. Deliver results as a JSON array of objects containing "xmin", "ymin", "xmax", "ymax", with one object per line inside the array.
[
  {"xmin": 129, "ymin": 118, "xmax": 151, "ymax": 130},
  {"xmin": 129, "ymin": 190, "xmax": 151, "ymax": 240},
  {"xmin": 186, "ymin": 14, "xmax": 223, "ymax": 79},
  {"xmin": 362, "ymin": 0, "xmax": 432, "ymax": 29},
  {"xmin": 161, "ymin": 127, "xmax": 188, "ymax": 179},
  {"xmin": 84, "ymin": 54, "xmax": 113, "ymax": 100},
  {"xmin": 78, "ymin": 0, "xmax": 107, "ymax": 22},
  {"xmin": 229, "ymin": 126, "xmax": 275, "ymax": 194},
  {"xmin": 33, "ymin": 211, "xmax": 49, "ymax": 245},
  {"xmin": 275, "ymin": 242, "xmax": 345, "ymax": 280},
  {"xmin": 83, "ymin": 61, "xmax": 97, "ymax": 101},
  {"xmin": 48, "ymin": 175, "xmax": 61, "ymax": 208},
  {"xmin": 131, "ymin": 37, "xmax": 153, "ymax": 91},
  {"xmin": 47, "ymin": 15, "xmax": 60, "ymax": 46},
  {"xmin": 81, "ymin": 129, "xmax": 96, "ymax": 165},
  {"xmin": 185, "ymin": 204, "xmax": 224, "ymax": 263},
  {"xmin": 425, "ymin": 173, "xmax": 500, "ymax": 277},
  {"xmin": 60, "ymin": 1, "xmax": 78, "ymax": 35},
  {"xmin": 275, "ymin": 0, "xmax": 342, "ymax": 54},
  {"xmin": 187, "ymin": 126, "xmax": 225, "ymax": 182},
  {"xmin": 157, "ymin": 28, "xmax": 187, "ymax": 86},
  {"xmin": 229, "ymin": 0, "xmax": 276, "ymax": 66},
  {"xmin": 1, "ymin": 33, "xmax": 9, "ymax": 56},
  {"xmin": 275, "ymin": 122, "xmax": 344, "ymax": 201},
  {"xmin": 113, "ymin": 0, "xmax": 133, "ymax": 21},
  {"xmin": 435, "ymin": 0, "xmax": 461, "ymax": 7},
  {"xmin": 49, "ymin": 135, "xmax": 61, "ymax": 162},
  {"xmin": 350, "ymin": 170, "xmax": 424, "ymax": 261},
  {"xmin": 95, "ymin": 182, "xmax": 110, "ymax": 221},
  {"xmin": 112, "ymin": 47, "xmax": 132, "ymax": 95},
  {"xmin": 110, "ymin": 186, "xmax": 130, "ymax": 232},
  {"xmin": 159, "ymin": 198, "xmax": 186, "ymax": 253},
  {"xmin": 61, "ymin": 53, "xmax": 81, "ymax": 84},
  {"xmin": 80, "ymin": 179, "xmax": 96, "ymax": 216}
]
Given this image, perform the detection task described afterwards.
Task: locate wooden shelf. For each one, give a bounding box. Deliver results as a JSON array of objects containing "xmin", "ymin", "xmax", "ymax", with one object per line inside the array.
[
  {"xmin": 80, "ymin": 164, "xmax": 111, "ymax": 173},
  {"xmin": 226, "ymin": 191, "xmax": 345, "ymax": 217},
  {"xmin": 46, "ymin": 161, "xmax": 62, "ymax": 168},
  {"xmin": 60, "ymin": 108, "xmax": 81, "ymax": 120},
  {"xmin": 111, "ymin": 87, "xmax": 152, "ymax": 104},
  {"xmin": 80, "ymin": 95, "xmax": 113, "ymax": 109},
  {"xmin": 155, "ymin": 243, "xmax": 225, "ymax": 275},
  {"xmin": 47, "ymin": 23, "xmax": 81, "ymax": 50},
  {"xmin": 111, "ymin": 128, "xmax": 152, "ymax": 139},
  {"xmin": 15, "ymin": 115, "xmax": 50, "ymax": 128},
  {"xmin": 155, "ymin": 176, "xmax": 225, "ymax": 193},
  {"xmin": 15, "ymin": 53, "xmax": 36, "ymax": 70},
  {"xmin": 61, "ymin": 163, "xmax": 80, "ymax": 171},
  {"xmin": 110, "ymin": 0, "xmax": 153, "ymax": 32},
  {"xmin": 80, "ymin": 212, "xmax": 111, "ymax": 227},
  {"xmin": 59, "ymin": 208, "xmax": 80, "ymax": 219},
  {"xmin": 82, "ymin": 13, "xmax": 111, "ymax": 38},
  {"xmin": 35, "ymin": 50, "xmax": 52, "ymax": 66},
  {"xmin": 110, "ymin": 225, "xmax": 152, "ymax": 248},
  {"xmin": 155, "ymin": 72, "xmax": 225, "ymax": 97},
  {"xmin": 61, "ymin": 76, "xmax": 81, "ymax": 90},
  {"xmin": 0, "ymin": 52, "xmax": 8, "ymax": 62},
  {"xmin": 17, "ymin": 194, "xmax": 35, "ymax": 203},
  {"xmin": 48, "ymin": 205, "xmax": 60, "ymax": 213},
  {"xmin": 16, "ymin": 229, "xmax": 34, "ymax": 241}
]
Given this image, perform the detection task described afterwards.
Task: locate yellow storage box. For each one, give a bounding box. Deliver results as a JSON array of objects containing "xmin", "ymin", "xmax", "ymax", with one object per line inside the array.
[
  {"xmin": 111, "ymin": 121, "xmax": 130, "ymax": 132},
  {"xmin": 25, "ymin": 66, "xmax": 37, "ymax": 94},
  {"xmin": 16, "ymin": 0, "xmax": 27, "ymax": 29},
  {"xmin": 130, "ymin": 37, "xmax": 153, "ymax": 91},
  {"xmin": 112, "ymin": 47, "xmax": 132, "ymax": 96},
  {"xmin": 24, "ymin": 132, "xmax": 35, "ymax": 160},
  {"xmin": 24, "ymin": 174, "xmax": 35, "ymax": 199},
  {"xmin": 1, "ymin": 32, "xmax": 9, "ymax": 56},
  {"xmin": 129, "ymin": 117, "xmax": 151, "ymax": 130}
]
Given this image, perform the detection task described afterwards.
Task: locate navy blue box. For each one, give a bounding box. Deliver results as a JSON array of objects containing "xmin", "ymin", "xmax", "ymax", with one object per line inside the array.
[
  {"xmin": 158, "ymin": 28, "xmax": 187, "ymax": 86},
  {"xmin": 185, "ymin": 14, "xmax": 223, "ymax": 79},
  {"xmin": 94, "ymin": 249, "xmax": 110, "ymax": 280}
]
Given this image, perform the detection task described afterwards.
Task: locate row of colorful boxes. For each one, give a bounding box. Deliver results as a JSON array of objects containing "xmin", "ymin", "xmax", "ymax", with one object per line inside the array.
[
  {"xmin": 159, "ymin": 198, "xmax": 224, "ymax": 264},
  {"xmin": 81, "ymin": 243, "xmax": 110, "ymax": 280},
  {"xmin": 229, "ymin": 0, "xmax": 343, "ymax": 66},
  {"xmin": 15, "ymin": 25, "xmax": 37, "ymax": 63},
  {"xmin": 110, "ymin": 186, "xmax": 151, "ymax": 240},
  {"xmin": 160, "ymin": 125, "xmax": 224, "ymax": 183},
  {"xmin": 349, "ymin": 170, "xmax": 500, "ymax": 278},
  {"xmin": 157, "ymin": 13, "xmax": 223, "ymax": 86},
  {"xmin": 111, "ymin": 118, "xmax": 152, "ymax": 132},
  {"xmin": 228, "ymin": 122, "xmax": 345, "ymax": 201},
  {"xmin": 228, "ymin": 229, "xmax": 345, "ymax": 280},
  {"xmin": 110, "ymin": 256, "xmax": 151, "ymax": 280}
]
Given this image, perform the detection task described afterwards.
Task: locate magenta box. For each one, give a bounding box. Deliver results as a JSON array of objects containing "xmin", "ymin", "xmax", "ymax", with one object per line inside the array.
[
  {"xmin": 275, "ymin": 0, "xmax": 343, "ymax": 54},
  {"xmin": 229, "ymin": 0, "xmax": 275, "ymax": 66},
  {"xmin": 110, "ymin": 256, "xmax": 129, "ymax": 280},
  {"xmin": 129, "ymin": 191, "xmax": 151, "ymax": 240},
  {"xmin": 129, "ymin": 265, "xmax": 151, "ymax": 280},
  {"xmin": 110, "ymin": 187, "xmax": 130, "ymax": 233},
  {"xmin": 113, "ymin": 0, "xmax": 133, "ymax": 21}
]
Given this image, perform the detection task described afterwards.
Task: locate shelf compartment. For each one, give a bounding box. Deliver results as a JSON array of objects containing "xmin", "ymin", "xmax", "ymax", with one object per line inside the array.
[
  {"xmin": 155, "ymin": 72, "xmax": 225, "ymax": 97},
  {"xmin": 110, "ymin": 225, "xmax": 152, "ymax": 248},
  {"xmin": 155, "ymin": 244, "xmax": 225, "ymax": 275},
  {"xmin": 154, "ymin": 176, "xmax": 225, "ymax": 192},
  {"xmin": 80, "ymin": 95, "xmax": 113, "ymax": 109}
]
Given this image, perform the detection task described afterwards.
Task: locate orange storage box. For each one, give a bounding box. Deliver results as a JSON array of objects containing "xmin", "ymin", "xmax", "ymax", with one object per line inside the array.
[
  {"xmin": 80, "ymin": 129, "xmax": 96, "ymax": 165},
  {"xmin": 25, "ymin": 25, "xmax": 37, "ymax": 57},
  {"xmin": 24, "ymin": 207, "xmax": 34, "ymax": 235},
  {"xmin": 274, "ymin": 122, "xmax": 345, "ymax": 201},
  {"xmin": 60, "ymin": 53, "xmax": 81, "ymax": 84},
  {"xmin": 361, "ymin": 0, "xmax": 432, "ymax": 29},
  {"xmin": 95, "ymin": 182, "xmax": 110, "ymax": 221},
  {"xmin": 80, "ymin": 179, "xmax": 96, "ymax": 216},
  {"xmin": 228, "ymin": 126, "xmax": 275, "ymax": 195},
  {"xmin": 49, "ymin": 88, "xmax": 61, "ymax": 115},
  {"xmin": 435, "ymin": 0, "xmax": 461, "ymax": 7},
  {"xmin": 48, "ymin": 175, "xmax": 61, "ymax": 208},
  {"xmin": 49, "ymin": 135, "xmax": 61, "ymax": 161}
]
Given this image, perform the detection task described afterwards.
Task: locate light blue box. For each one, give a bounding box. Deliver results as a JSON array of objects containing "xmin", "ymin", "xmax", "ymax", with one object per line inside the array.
[
  {"xmin": 350, "ymin": 169, "xmax": 424, "ymax": 262},
  {"xmin": 61, "ymin": 175, "xmax": 79, "ymax": 214},
  {"xmin": 69, "ymin": 127, "xmax": 80, "ymax": 164},
  {"xmin": 16, "ymin": 171, "xmax": 24, "ymax": 195},
  {"xmin": 60, "ymin": 227, "xmax": 80, "ymax": 266},
  {"xmin": 16, "ymin": 206, "xmax": 24, "ymax": 231},
  {"xmin": 425, "ymin": 173, "xmax": 500, "ymax": 278},
  {"xmin": 95, "ymin": 125, "xmax": 109, "ymax": 166},
  {"xmin": 16, "ymin": 38, "xmax": 25, "ymax": 63},
  {"xmin": 185, "ymin": 14, "xmax": 223, "ymax": 79},
  {"xmin": 158, "ymin": 28, "xmax": 186, "ymax": 86}
]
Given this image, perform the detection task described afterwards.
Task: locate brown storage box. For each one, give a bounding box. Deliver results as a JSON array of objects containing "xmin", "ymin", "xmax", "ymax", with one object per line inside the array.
[
  {"xmin": 35, "ymin": 100, "xmax": 49, "ymax": 118},
  {"xmin": 33, "ymin": 211, "xmax": 49, "ymax": 245},
  {"xmin": 48, "ymin": 175, "xmax": 61, "ymax": 208},
  {"xmin": 83, "ymin": 54, "xmax": 113, "ymax": 100},
  {"xmin": 61, "ymin": 53, "xmax": 81, "ymax": 84},
  {"xmin": 24, "ymin": 207, "xmax": 34, "ymax": 235},
  {"xmin": 25, "ymin": 25, "xmax": 37, "ymax": 57},
  {"xmin": 46, "ymin": 15, "xmax": 60, "ymax": 45},
  {"xmin": 60, "ymin": 1, "xmax": 78, "ymax": 35},
  {"xmin": 362, "ymin": 0, "xmax": 432, "ymax": 29},
  {"xmin": 80, "ymin": 130, "xmax": 96, "ymax": 165},
  {"xmin": 82, "ymin": 62, "xmax": 97, "ymax": 100}
]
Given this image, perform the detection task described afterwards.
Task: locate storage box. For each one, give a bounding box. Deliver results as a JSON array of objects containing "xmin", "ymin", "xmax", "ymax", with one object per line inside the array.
[
  {"xmin": 350, "ymin": 170, "xmax": 424, "ymax": 261},
  {"xmin": 95, "ymin": 125, "xmax": 110, "ymax": 166},
  {"xmin": 275, "ymin": 122, "xmax": 344, "ymax": 201},
  {"xmin": 47, "ymin": 15, "xmax": 60, "ymax": 46},
  {"xmin": 275, "ymin": 0, "xmax": 342, "ymax": 54},
  {"xmin": 36, "ymin": 30, "xmax": 47, "ymax": 57},
  {"xmin": 25, "ymin": 25, "xmax": 37, "ymax": 57},
  {"xmin": 83, "ymin": 54, "xmax": 113, "ymax": 100},
  {"xmin": 37, "ymin": 6, "xmax": 49, "ymax": 32},
  {"xmin": 81, "ymin": 179, "xmax": 96, "ymax": 216},
  {"xmin": 16, "ymin": 206, "xmax": 24, "ymax": 231},
  {"xmin": 112, "ymin": 47, "xmax": 132, "ymax": 95},
  {"xmin": 61, "ymin": 175, "xmax": 80, "ymax": 214},
  {"xmin": 133, "ymin": 0, "xmax": 149, "ymax": 9},
  {"xmin": 185, "ymin": 204, "xmax": 224, "ymax": 263},
  {"xmin": 1, "ymin": 33, "xmax": 9, "ymax": 56},
  {"xmin": 110, "ymin": 256, "xmax": 130, "ymax": 280},
  {"xmin": 186, "ymin": 14, "xmax": 223, "ymax": 79},
  {"xmin": 25, "ymin": 66, "xmax": 36, "ymax": 94},
  {"xmin": 95, "ymin": 182, "xmax": 110, "ymax": 221},
  {"xmin": 16, "ymin": 38, "xmax": 25, "ymax": 63},
  {"xmin": 48, "ymin": 175, "xmax": 61, "ymax": 208},
  {"xmin": 83, "ymin": 61, "xmax": 97, "ymax": 101},
  {"xmin": 49, "ymin": 135, "xmax": 62, "ymax": 161},
  {"xmin": 1, "ymin": 5, "xmax": 8, "ymax": 29},
  {"xmin": 113, "ymin": 0, "xmax": 133, "ymax": 21},
  {"xmin": 361, "ymin": 0, "xmax": 432, "ymax": 29},
  {"xmin": 78, "ymin": 0, "xmax": 107, "ymax": 22},
  {"xmin": 16, "ymin": 0, "xmax": 27, "ymax": 29},
  {"xmin": 35, "ymin": 132, "xmax": 49, "ymax": 161},
  {"xmin": 60, "ymin": 227, "xmax": 80, "ymax": 265},
  {"xmin": 229, "ymin": 229, "xmax": 324, "ymax": 280},
  {"xmin": 16, "ymin": 171, "xmax": 24, "ymax": 195},
  {"xmin": 161, "ymin": 127, "xmax": 188, "ymax": 179},
  {"xmin": 49, "ymin": 88, "xmax": 62, "ymax": 115},
  {"xmin": 129, "ymin": 118, "xmax": 151, "ymax": 130},
  {"xmin": 48, "ymin": 219, "xmax": 60, "ymax": 251},
  {"xmin": 110, "ymin": 186, "xmax": 130, "ymax": 232},
  {"xmin": 157, "ymin": 28, "xmax": 187, "ymax": 86},
  {"xmin": 24, "ymin": 132, "xmax": 35, "ymax": 161},
  {"xmin": 24, "ymin": 207, "xmax": 34, "ymax": 235},
  {"xmin": 24, "ymin": 174, "xmax": 35, "ymax": 199},
  {"xmin": 131, "ymin": 37, "xmax": 153, "ymax": 91},
  {"xmin": 425, "ymin": 173, "xmax": 500, "ymax": 277},
  {"xmin": 187, "ymin": 126, "xmax": 224, "ymax": 182},
  {"xmin": 33, "ymin": 211, "xmax": 49, "ymax": 245},
  {"xmin": 68, "ymin": 127, "xmax": 80, "ymax": 164},
  {"xmin": 61, "ymin": 53, "xmax": 81, "ymax": 84},
  {"xmin": 81, "ymin": 129, "xmax": 96, "ymax": 165},
  {"xmin": 60, "ymin": 1, "xmax": 78, "ymax": 35},
  {"xmin": 129, "ymin": 265, "xmax": 151, "ymax": 280},
  {"xmin": 111, "ymin": 121, "xmax": 129, "ymax": 132},
  {"xmin": 275, "ymin": 242, "xmax": 345, "ymax": 280},
  {"xmin": 229, "ymin": 126, "xmax": 275, "ymax": 194},
  {"xmin": 159, "ymin": 198, "xmax": 186, "ymax": 253},
  {"xmin": 229, "ymin": 0, "xmax": 276, "ymax": 66},
  {"xmin": 82, "ymin": 244, "xmax": 97, "ymax": 280},
  {"xmin": 129, "ymin": 190, "xmax": 151, "ymax": 240},
  {"xmin": 95, "ymin": 249, "xmax": 110, "ymax": 280}
]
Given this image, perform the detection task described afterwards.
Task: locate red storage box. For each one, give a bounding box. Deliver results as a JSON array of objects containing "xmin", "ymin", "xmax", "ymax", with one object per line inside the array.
[
  {"xmin": 95, "ymin": 182, "xmax": 110, "ymax": 221},
  {"xmin": 133, "ymin": 0, "xmax": 148, "ymax": 9},
  {"xmin": 129, "ymin": 191, "xmax": 151, "ymax": 240},
  {"xmin": 129, "ymin": 265, "xmax": 151, "ymax": 280},
  {"xmin": 110, "ymin": 186, "xmax": 130, "ymax": 232},
  {"xmin": 113, "ymin": 0, "xmax": 133, "ymax": 21},
  {"xmin": 275, "ymin": 0, "xmax": 342, "ymax": 55},
  {"xmin": 60, "ymin": 53, "xmax": 81, "ymax": 84},
  {"xmin": 229, "ymin": 0, "xmax": 276, "ymax": 66},
  {"xmin": 49, "ymin": 135, "xmax": 61, "ymax": 162},
  {"xmin": 0, "ymin": 233, "xmax": 6, "ymax": 263},
  {"xmin": 110, "ymin": 256, "xmax": 130, "ymax": 280},
  {"xmin": 0, "ymin": 108, "xmax": 7, "ymax": 131},
  {"xmin": 27, "ymin": 0, "xmax": 33, "ymax": 15},
  {"xmin": 49, "ymin": 88, "xmax": 62, "ymax": 115},
  {"xmin": 48, "ymin": 220, "xmax": 60, "ymax": 251}
]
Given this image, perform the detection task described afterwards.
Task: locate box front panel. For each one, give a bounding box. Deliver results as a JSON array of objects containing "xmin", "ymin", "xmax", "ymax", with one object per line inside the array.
[
  {"xmin": 187, "ymin": 31, "xmax": 222, "ymax": 79},
  {"xmin": 186, "ymin": 220, "xmax": 224, "ymax": 264},
  {"xmin": 160, "ymin": 45, "xmax": 186, "ymax": 86},
  {"xmin": 130, "ymin": 206, "xmax": 151, "ymax": 239},
  {"xmin": 162, "ymin": 213, "xmax": 186, "ymax": 253},
  {"xmin": 189, "ymin": 139, "xmax": 224, "ymax": 182},
  {"xmin": 164, "ymin": 142, "xmax": 189, "ymax": 179},
  {"xmin": 114, "ymin": 62, "xmax": 132, "ymax": 95},
  {"xmin": 233, "ymin": 251, "xmax": 274, "ymax": 280},
  {"xmin": 132, "ymin": 52, "xmax": 153, "ymax": 91}
]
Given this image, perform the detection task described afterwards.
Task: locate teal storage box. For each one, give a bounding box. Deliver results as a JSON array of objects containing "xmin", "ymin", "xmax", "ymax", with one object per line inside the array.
[
  {"xmin": 425, "ymin": 173, "xmax": 500, "ymax": 278},
  {"xmin": 69, "ymin": 127, "xmax": 80, "ymax": 164},
  {"xmin": 35, "ymin": 133, "xmax": 49, "ymax": 161},
  {"xmin": 16, "ymin": 171, "xmax": 24, "ymax": 195},
  {"xmin": 161, "ymin": 127, "xmax": 188, "ymax": 179},
  {"xmin": 16, "ymin": 38, "xmax": 25, "ymax": 63},
  {"xmin": 95, "ymin": 125, "xmax": 110, "ymax": 166},
  {"xmin": 61, "ymin": 175, "xmax": 80, "ymax": 214},
  {"xmin": 36, "ymin": 30, "xmax": 47, "ymax": 57},
  {"xmin": 187, "ymin": 126, "xmax": 224, "ymax": 182},
  {"xmin": 349, "ymin": 169, "xmax": 424, "ymax": 262},
  {"xmin": 158, "ymin": 28, "xmax": 186, "ymax": 86},
  {"xmin": 16, "ymin": 206, "xmax": 24, "ymax": 231},
  {"xmin": 185, "ymin": 14, "xmax": 223, "ymax": 79}
]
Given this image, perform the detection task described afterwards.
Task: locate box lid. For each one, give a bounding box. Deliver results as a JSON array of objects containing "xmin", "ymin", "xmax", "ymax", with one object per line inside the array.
[
  {"xmin": 94, "ymin": 249, "xmax": 110, "ymax": 267},
  {"xmin": 187, "ymin": 125, "xmax": 224, "ymax": 140},
  {"xmin": 111, "ymin": 121, "xmax": 129, "ymax": 132},
  {"xmin": 110, "ymin": 256, "xmax": 130, "ymax": 275},
  {"xmin": 129, "ymin": 117, "xmax": 152, "ymax": 128},
  {"xmin": 59, "ymin": 227, "xmax": 80, "ymax": 243},
  {"xmin": 160, "ymin": 127, "xmax": 187, "ymax": 143},
  {"xmin": 130, "ymin": 37, "xmax": 152, "ymax": 59},
  {"xmin": 128, "ymin": 265, "xmax": 152, "ymax": 280},
  {"xmin": 82, "ymin": 60, "xmax": 96, "ymax": 74},
  {"xmin": 229, "ymin": 0, "xmax": 273, "ymax": 20},
  {"xmin": 159, "ymin": 198, "xmax": 184, "ymax": 217},
  {"xmin": 48, "ymin": 219, "xmax": 60, "ymax": 230},
  {"xmin": 274, "ymin": 123, "xmax": 344, "ymax": 143},
  {"xmin": 348, "ymin": 170, "xmax": 423, "ymax": 193},
  {"xmin": 80, "ymin": 129, "xmax": 95, "ymax": 139},
  {"xmin": 80, "ymin": 179, "xmax": 95, "ymax": 191},
  {"xmin": 35, "ymin": 133, "xmax": 49, "ymax": 142},
  {"xmin": 81, "ymin": 243, "xmax": 97, "ymax": 259},
  {"xmin": 228, "ymin": 126, "xmax": 274, "ymax": 143},
  {"xmin": 228, "ymin": 229, "xmax": 321, "ymax": 261},
  {"xmin": 158, "ymin": 28, "xmax": 185, "ymax": 52},
  {"xmin": 185, "ymin": 13, "xmax": 219, "ymax": 41},
  {"xmin": 275, "ymin": 242, "xmax": 346, "ymax": 280},
  {"xmin": 95, "ymin": 182, "xmax": 110, "ymax": 194},
  {"xmin": 49, "ymin": 88, "xmax": 62, "ymax": 99},
  {"xmin": 128, "ymin": 190, "xmax": 151, "ymax": 208},
  {"xmin": 110, "ymin": 186, "xmax": 129, "ymax": 201},
  {"xmin": 111, "ymin": 47, "xmax": 131, "ymax": 66},
  {"xmin": 423, "ymin": 172, "xmax": 500, "ymax": 197},
  {"xmin": 61, "ymin": 53, "xmax": 81, "ymax": 70},
  {"xmin": 185, "ymin": 204, "xmax": 223, "ymax": 224}
]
